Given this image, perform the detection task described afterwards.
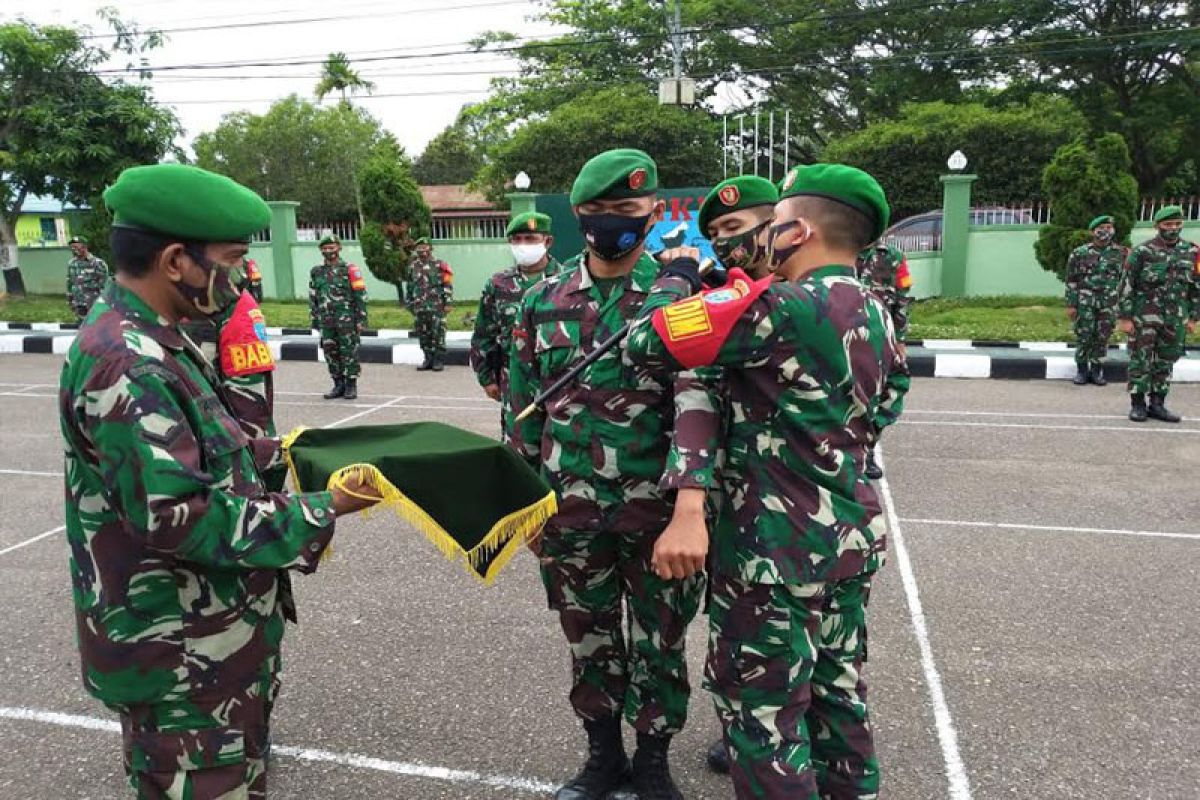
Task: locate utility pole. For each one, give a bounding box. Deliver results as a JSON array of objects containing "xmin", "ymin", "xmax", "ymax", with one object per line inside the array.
[{"xmin": 658, "ymin": 0, "xmax": 695, "ymax": 105}]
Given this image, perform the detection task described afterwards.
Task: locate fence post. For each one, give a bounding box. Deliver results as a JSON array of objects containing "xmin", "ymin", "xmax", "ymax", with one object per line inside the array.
[
  {"xmin": 267, "ymin": 201, "xmax": 299, "ymax": 300},
  {"xmin": 939, "ymin": 173, "xmax": 977, "ymax": 298}
]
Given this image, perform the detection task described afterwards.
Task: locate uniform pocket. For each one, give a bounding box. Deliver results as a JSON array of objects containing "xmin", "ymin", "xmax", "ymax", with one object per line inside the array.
[{"xmin": 534, "ymin": 321, "xmax": 581, "ymax": 377}]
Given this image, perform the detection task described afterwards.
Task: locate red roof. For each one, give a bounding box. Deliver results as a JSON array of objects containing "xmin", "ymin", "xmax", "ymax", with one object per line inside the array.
[{"xmin": 419, "ymin": 185, "xmax": 495, "ymax": 212}]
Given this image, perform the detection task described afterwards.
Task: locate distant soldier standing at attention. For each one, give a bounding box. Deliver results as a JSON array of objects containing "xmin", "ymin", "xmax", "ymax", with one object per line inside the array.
[
  {"xmin": 1065, "ymin": 215, "xmax": 1126, "ymax": 386},
  {"xmin": 309, "ymin": 232, "xmax": 368, "ymax": 400},
  {"xmin": 1118, "ymin": 205, "xmax": 1200, "ymax": 422},
  {"xmin": 66, "ymin": 235, "xmax": 110, "ymax": 321}
]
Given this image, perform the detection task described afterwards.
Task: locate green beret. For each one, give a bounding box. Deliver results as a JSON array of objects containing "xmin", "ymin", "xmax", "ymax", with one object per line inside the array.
[
  {"xmin": 414, "ymin": 237, "xmax": 431, "ymax": 247},
  {"xmin": 699, "ymin": 176, "xmax": 779, "ymax": 235},
  {"xmin": 319, "ymin": 232, "xmax": 341, "ymax": 246},
  {"xmin": 1153, "ymin": 205, "xmax": 1184, "ymax": 223},
  {"xmin": 103, "ymin": 164, "xmax": 270, "ymax": 243},
  {"xmin": 68, "ymin": 235, "xmax": 88, "ymax": 245},
  {"xmin": 506, "ymin": 212, "xmax": 553, "ymax": 238},
  {"xmin": 570, "ymin": 148, "xmax": 658, "ymax": 206},
  {"xmin": 778, "ymin": 163, "xmax": 890, "ymax": 241},
  {"xmin": 1087, "ymin": 215, "xmax": 1114, "ymax": 230}
]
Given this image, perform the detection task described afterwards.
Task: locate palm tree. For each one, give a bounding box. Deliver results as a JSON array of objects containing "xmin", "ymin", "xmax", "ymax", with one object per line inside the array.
[
  {"xmin": 315, "ymin": 52, "xmax": 375, "ymax": 105},
  {"xmin": 315, "ymin": 52, "xmax": 375, "ymax": 223}
]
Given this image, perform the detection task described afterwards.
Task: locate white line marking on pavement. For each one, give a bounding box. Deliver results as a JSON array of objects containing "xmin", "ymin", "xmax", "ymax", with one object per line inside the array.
[
  {"xmin": 0, "ymin": 391, "xmax": 55, "ymax": 398},
  {"xmin": 904, "ymin": 409, "xmax": 1200, "ymax": 425},
  {"xmin": 900, "ymin": 517, "xmax": 1200, "ymax": 542},
  {"xmin": 901, "ymin": 419, "xmax": 1200, "ymax": 435},
  {"xmin": 0, "ymin": 706, "xmax": 557, "ymax": 794},
  {"xmin": 0, "ymin": 525, "xmax": 65, "ymax": 557},
  {"xmin": 0, "ymin": 468, "xmax": 62, "ymax": 478},
  {"xmin": 876, "ymin": 449, "xmax": 973, "ymax": 800},
  {"xmin": 330, "ymin": 396, "xmax": 408, "ymax": 428}
]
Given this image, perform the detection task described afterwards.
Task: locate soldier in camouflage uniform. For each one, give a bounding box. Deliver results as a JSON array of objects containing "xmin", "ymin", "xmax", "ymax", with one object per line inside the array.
[
  {"xmin": 309, "ymin": 233, "xmax": 368, "ymax": 400},
  {"xmin": 58, "ymin": 164, "xmax": 379, "ymax": 800},
  {"xmin": 406, "ymin": 238, "xmax": 452, "ymax": 371},
  {"xmin": 1118, "ymin": 205, "xmax": 1200, "ymax": 422},
  {"xmin": 65, "ymin": 235, "xmax": 110, "ymax": 321},
  {"xmin": 854, "ymin": 241, "xmax": 912, "ymax": 479},
  {"xmin": 1065, "ymin": 215, "xmax": 1126, "ymax": 386},
  {"xmin": 628, "ymin": 164, "xmax": 909, "ymax": 799},
  {"xmin": 507, "ymin": 150, "xmax": 712, "ymax": 800},
  {"xmin": 470, "ymin": 211, "xmax": 559, "ymax": 432},
  {"xmin": 244, "ymin": 256, "xmax": 264, "ymax": 302}
]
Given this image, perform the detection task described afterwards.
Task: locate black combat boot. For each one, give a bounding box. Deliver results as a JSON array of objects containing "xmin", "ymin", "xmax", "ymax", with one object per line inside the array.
[
  {"xmin": 1073, "ymin": 365, "xmax": 1089, "ymax": 385},
  {"xmin": 416, "ymin": 353, "xmax": 434, "ymax": 371},
  {"xmin": 343, "ymin": 379, "xmax": 357, "ymax": 401},
  {"xmin": 630, "ymin": 733, "xmax": 683, "ymax": 800},
  {"xmin": 1089, "ymin": 363, "xmax": 1107, "ymax": 386},
  {"xmin": 1128, "ymin": 393, "xmax": 1148, "ymax": 422},
  {"xmin": 705, "ymin": 737, "xmax": 730, "ymax": 774},
  {"xmin": 1148, "ymin": 393, "xmax": 1182, "ymax": 423},
  {"xmin": 554, "ymin": 717, "xmax": 631, "ymax": 800},
  {"xmin": 431, "ymin": 354, "xmax": 445, "ymax": 372},
  {"xmin": 323, "ymin": 379, "xmax": 345, "ymax": 400},
  {"xmin": 864, "ymin": 447, "xmax": 884, "ymax": 480}
]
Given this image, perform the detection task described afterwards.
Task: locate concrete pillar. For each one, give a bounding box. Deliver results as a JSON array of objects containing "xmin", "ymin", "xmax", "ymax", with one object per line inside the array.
[
  {"xmin": 506, "ymin": 192, "xmax": 537, "ymax": 221},
  {"xmin": 939, "ymin": 174, "xmax": 977, "ymax": 298},
  {"xmin": 267, "ymin": 201, "xmax": 299, "ymax": 299}
]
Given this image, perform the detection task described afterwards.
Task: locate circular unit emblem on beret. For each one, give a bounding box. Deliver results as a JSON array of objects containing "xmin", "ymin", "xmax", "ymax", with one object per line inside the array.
[
  {"xmin": 781, "ymin": 169, "xmax": 798, "ymax": 191},
  {"xmin": 629, "ymin": 168, "xmax": 648, "ymax": 190},
  {"xmin": 527, "ymin": 218, "xmax": 537, "ymax": 230},
  {"xmin": 718, "ymin": 185, "xmax": 741, "ymax": 206}
]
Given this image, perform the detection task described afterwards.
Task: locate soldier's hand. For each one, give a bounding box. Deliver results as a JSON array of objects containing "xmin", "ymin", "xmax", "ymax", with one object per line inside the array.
[
  {"xmin": 651, "ymin": 489, "xmax": 708, "ymax": 581},
  {"xmin": 331, "ymin": 473, "xmax": 383, "ymax": 516},
  {"xmin": 1066, "ymin": 307, "xmax": 1077, "ymax": 320},
  {"xmin": 484, "ymin": 383, "xmax": 501, "ymax": 402},
  {"xmin": 1188, "ymin": 320, "xmax": 1197, "ymax": 335},
  {"xmin": 657, "ymin": 246, "xmax": 703, "ymax": 265},
  {"xmin": 1118, "ymin": 319, "xmax": 1134, "ymax": 334}
]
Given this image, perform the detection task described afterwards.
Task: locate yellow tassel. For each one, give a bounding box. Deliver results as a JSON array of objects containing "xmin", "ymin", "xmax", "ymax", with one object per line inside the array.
[{"xmin": 326, "ymin": 463, "xmax": 557, "ymax": 586}]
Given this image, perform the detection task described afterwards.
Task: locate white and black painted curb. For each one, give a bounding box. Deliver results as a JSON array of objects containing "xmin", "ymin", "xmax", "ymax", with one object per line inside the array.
[{"xmin": 2, "ymin": 325, "xmax": 1199, "ymax": 380}]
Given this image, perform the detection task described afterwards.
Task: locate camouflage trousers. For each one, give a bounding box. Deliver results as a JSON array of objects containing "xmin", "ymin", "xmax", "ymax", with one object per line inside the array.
[
  {"xmin": 539, "ymin": 524, "xmax": 704, "ymax": 735},
  {"xmin": 118, "ymin": 659, "xmax": 280, "ymax": 800},
  {"xmin": 413, "ymin": 310, "xmax": 446, "ymax": 357},
  {"xmin": 706, "ymin": 571, "xmax": 878, "ymax": 800},
  {"xmin": 319, "ymin": 326, "xmax": 361, "ymax": 380},
  {"xmin": 1073, "ymin": 304, "xmax": 1116, "ymax": 368},
  {"xmin": 1127, "ymin": 321, "xmax": 1187, "ymax": 397}
]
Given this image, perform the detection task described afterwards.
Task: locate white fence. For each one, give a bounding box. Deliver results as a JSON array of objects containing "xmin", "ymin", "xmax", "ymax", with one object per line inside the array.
[{"xmin": 299, "ymin": 213, "xmax": 509, "ymax": 242}]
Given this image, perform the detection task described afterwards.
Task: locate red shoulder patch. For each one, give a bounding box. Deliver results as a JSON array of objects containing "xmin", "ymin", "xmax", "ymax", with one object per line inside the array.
[
  {"xmin": 896, "ymin": 257, "xmax": 913, "ymax": 290},
  {"xmin": 347, "ymin": 263, "xmax": 367, "ymax": 291},
  {"xmin": 651, "ymin": 269, "xmax": 772, "ymax": 368}
]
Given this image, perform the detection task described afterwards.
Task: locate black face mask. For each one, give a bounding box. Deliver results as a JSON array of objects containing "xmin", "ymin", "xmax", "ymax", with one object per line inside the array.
[
  {"xmin": 767, "ymin": 219, "xmax": 806, "ymax": 271},
  {"xmin": 578, "ymin": 213, "xmax": 652, "ymax": 262},
  {"xmin": 713, "ymin": 219, "xmax": 772, "ymax": 273},
  {"xmin": 1093, "ymin": 229, "xmax": 1114, "ymax": 244}
]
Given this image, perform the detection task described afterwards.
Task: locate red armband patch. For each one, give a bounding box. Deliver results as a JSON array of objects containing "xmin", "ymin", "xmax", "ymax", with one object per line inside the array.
[
  {"xmin": 896, "ymin": 257, "xmax": 913, "ymax": 290},
  {"xmin": 347, "ymin": 263, "xmax": 367, "ymax": 291},
  {"xmin": 220, "ymin": 292, "xmax": 276, "ymax": 377},
  {"xmin": 244, "ymin": 258, "xmax": 262, "ymax": 282},
  {"xmin": 650, "ymin": 268, "xmax": 771, "ymax": 368}
]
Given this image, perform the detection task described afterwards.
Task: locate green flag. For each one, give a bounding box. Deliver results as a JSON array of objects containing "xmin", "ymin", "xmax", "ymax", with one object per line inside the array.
[{"xmin": 284, "ymin": 422, "xmax": 556, "ymax": 584}]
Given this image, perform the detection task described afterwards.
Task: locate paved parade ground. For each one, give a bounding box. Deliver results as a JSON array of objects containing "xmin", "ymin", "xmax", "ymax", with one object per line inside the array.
[{"xmin": 1, "ymin": 354, "xmax": 1198, "ymax": 799}]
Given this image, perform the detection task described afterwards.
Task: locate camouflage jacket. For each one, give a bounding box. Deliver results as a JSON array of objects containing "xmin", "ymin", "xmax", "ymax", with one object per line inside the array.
[
  {"xmin": 854, "ymin": 244, "xmax": 911, "ymax": 341},
  {"xmin": 309, "ymin": 259, "xmax": 367, "ymax": 330},
  {"xmin": 469, "ymin": 260, "xmax": 560, "ymax": 387},
  {"xmin": 627, "ymin": 265, "xmax": 910, "ymax": 584},
  {"xmin": 1117, "ymin": 236, "xmax": 1200, "ymax": 325},
  {"xmin": 59, "ymin": 282, "xmax": 337, "ymax": 709},
  {"xmin": 406, "ymin": 257, "xmax": 452, "ymax": 314},
  {"xmin": 66, "ymin": 255, "xmax": 110, "ymax": 311},
  {"xmin": 1065, "ymin": 242, "xmax": 1127, "ymax": 309},
  {"xmin": 506, "ymin": 252, "xmax": 716, "ymax": 534}
]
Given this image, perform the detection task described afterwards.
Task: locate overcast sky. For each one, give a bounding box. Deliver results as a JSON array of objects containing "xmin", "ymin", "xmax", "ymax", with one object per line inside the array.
[{"xmin": 4, "ymin": 0, "xmax": 561, "ymax": 158}]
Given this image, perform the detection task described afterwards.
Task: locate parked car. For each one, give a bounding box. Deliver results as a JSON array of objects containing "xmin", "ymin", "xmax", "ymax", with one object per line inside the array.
[{"xmin": 881, "ymin": 207, "xmax": 1038, "ymax": 252}]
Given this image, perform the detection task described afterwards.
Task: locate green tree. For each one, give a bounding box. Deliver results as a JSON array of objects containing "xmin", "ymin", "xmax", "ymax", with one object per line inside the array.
[
  {"xmin": 475, "ymin": 85, "xmax": 721, "ymax": 200},
  {"xmin": 1034, "ymin": 134, "xmax": 1139, "ymax": 281},
  {"xmin": 0, "ymin": 17, "xmax": 180, "ymax": 294},
  {"xmin": 194, "ymin": 96, "xmax": 402, "ymax": 223},
  {"xmin": 823, "ymin": 98, "xmax": 1085, "ymax": 221},
  {"xmin": 358, "ymin": 153, "xmax": 431, "ymax": 304},
  {"xmin": 314, "ymin": 52, "xmax": 376, "ymax": 105},
  {"xmin": 413, "ymin": 118, "xmax": 486, "ymax": 186}
]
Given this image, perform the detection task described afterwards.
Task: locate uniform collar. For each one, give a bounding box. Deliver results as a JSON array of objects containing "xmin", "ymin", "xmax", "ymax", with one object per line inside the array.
[
  {"xmin": 566, "ymin": 251, "xmax": 657, "ymax": 296},
  {"xmin": 102, "ymin": 281, "xmax": 189, "ymax": 352},
  {"xmin": 802, "ymin": 263, "xmax": 856, "ymax": 281}
]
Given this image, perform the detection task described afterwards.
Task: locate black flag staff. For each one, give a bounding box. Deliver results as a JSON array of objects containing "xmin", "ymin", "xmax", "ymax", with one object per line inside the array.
[{"xmin": 513, "ymin": 256, "xmax": 716, "ymax": 423}]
